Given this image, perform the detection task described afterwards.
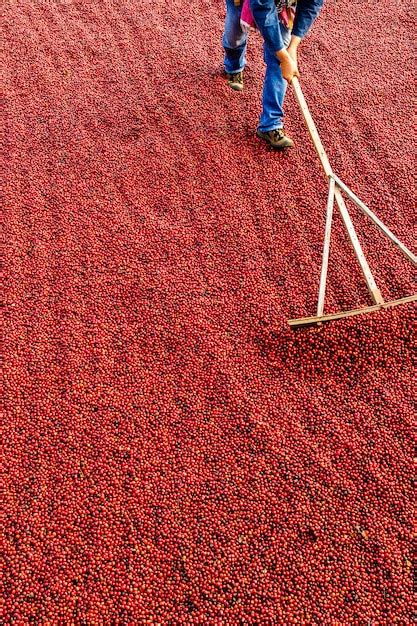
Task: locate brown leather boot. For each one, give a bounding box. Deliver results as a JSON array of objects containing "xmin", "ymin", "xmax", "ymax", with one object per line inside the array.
[
  {"xmin": 225, "ymin": 71, "xmax": 244, "ymax": 92},
  {"xmin": 256, "ymin": 128, "xmax": 294, "ymax": 149}
]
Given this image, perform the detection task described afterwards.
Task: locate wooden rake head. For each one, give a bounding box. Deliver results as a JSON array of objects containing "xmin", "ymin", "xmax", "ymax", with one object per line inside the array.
[{"xmin": 287, "ymin": 77, "xmax": 416, "ymax": 329}]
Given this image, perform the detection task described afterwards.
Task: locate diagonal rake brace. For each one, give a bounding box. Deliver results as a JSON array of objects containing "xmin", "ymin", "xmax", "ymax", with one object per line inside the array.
[{"xmin": 287, "ymin": 77, "xmax": 417, "ymax": 328}]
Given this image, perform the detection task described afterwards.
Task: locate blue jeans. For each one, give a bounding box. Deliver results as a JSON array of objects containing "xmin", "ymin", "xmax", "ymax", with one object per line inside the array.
[{"xmin": 222, "ymin": 0, "xmax": 291, "ymax": 131}]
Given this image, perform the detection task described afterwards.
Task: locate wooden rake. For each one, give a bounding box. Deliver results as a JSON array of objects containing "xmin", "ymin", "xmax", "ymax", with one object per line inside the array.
[{"xmin": 288, "ymin": 77, "xmax": 417, "ymax": 328}]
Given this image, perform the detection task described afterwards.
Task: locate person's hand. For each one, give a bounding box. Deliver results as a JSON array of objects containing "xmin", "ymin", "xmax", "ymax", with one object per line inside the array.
[
  {"xmin": 276, "ymin": 49, "xmax": 300, "ymax": 83},
  {"xmin": 287, "ymin": 43, "xmax": 298, "ymax": 66}
]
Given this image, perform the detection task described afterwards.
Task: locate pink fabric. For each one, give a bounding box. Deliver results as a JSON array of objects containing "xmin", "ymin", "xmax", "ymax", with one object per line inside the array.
[
  {"xmin": 240, "ymin": 1, "xmax": 296, "ymax": 33},
  {"xmin": 280, "ymin": 7, "xmax": 290, "ymax": 28},
  {"xmin": 240, "ymin": 0, "xmax": 256, "ymax": 32}
]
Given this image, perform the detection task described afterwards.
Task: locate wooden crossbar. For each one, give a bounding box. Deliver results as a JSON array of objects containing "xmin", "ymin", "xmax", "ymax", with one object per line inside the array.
[{"xmin": 288, "ymin": 295, "xmax": 417, "ymax": 328}]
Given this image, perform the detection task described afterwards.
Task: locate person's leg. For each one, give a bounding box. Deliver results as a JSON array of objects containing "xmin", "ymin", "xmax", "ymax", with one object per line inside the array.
[
  {"xmin": 222, "ymin": 0, "xmax": 248, "ymax": 76},
  {"xmin": 258, "ymin": 23, "xmax": 291, "ymax": 132}
]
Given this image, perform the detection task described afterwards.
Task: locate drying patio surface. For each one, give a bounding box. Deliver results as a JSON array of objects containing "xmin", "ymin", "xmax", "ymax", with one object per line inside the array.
[{"xmin": 3, "ymin": 0, "xmax": 415, "ymax": 622}]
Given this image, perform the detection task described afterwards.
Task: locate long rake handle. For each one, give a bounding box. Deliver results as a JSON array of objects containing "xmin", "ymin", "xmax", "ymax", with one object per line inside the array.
[
  {"xmin": 291, "ymin": 77, "xmax": 384, "ymax": 305},
  {"xmin": 291, "ymin": 77, "xmax": 333, "ymax": 177},
  {"xmin": 294, "ymin": 78, "xmax": 415, "ymax": 266}
]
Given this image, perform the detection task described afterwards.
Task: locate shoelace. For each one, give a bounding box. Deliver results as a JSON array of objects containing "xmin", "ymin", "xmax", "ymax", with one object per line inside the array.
[{"xmin": 272, "ymin": 129, "xmax": 285, "ymax": 140}]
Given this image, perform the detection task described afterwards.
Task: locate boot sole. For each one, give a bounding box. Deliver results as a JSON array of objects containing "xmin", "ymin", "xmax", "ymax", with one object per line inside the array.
[{"xmin": 228, "ymin": 83, "xmax": 244, "ymax": 92}]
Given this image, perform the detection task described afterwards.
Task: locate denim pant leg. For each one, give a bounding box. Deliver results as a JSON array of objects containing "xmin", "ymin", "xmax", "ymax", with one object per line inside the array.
[
  {"xmin": 258, "ymin": 24, "xmax": 292, "ymax": 131},
  {"xmin": 223, "ymin": 0, "xmax": 248, "ymax": 74}
]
